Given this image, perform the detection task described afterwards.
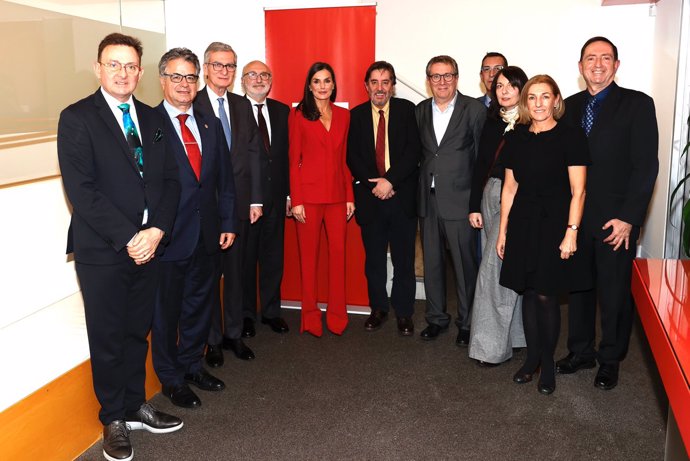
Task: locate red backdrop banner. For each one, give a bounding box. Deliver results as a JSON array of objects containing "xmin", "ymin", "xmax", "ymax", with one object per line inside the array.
[{"xmin": 265, "ymin": 5, "xmax": 376, "ymax": 307}]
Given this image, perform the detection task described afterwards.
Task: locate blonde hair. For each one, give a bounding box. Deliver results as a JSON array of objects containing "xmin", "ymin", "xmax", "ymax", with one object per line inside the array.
[{"xmin": 518, "ymin": 74, "xmax": 565, "ymax": 124}]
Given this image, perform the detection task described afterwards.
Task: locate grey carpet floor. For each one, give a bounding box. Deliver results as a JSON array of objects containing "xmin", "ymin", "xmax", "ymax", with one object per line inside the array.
[{"xmin": 77, "ymin": 303, "xmax": 667, "ymax": 461}]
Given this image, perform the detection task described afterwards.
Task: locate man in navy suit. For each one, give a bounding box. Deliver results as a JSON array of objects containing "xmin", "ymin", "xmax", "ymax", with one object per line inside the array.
[
  {"xmin": 152, "ymin": 48, "xmax": 237, "ymax": 409},
  {"xmin": 347, "ymin": 61, "xmax": 421, "ymax": 336},
  {"xmin": 58, "ymin": 33, "xmax": 182, "ymax": 461},
  {"xmin": 556, "ymin": 36, "xmax": 659, "ymax": 390},
  {"xmin": 240, "ymin": 60, "xmax": 291, "ymax": 336}
]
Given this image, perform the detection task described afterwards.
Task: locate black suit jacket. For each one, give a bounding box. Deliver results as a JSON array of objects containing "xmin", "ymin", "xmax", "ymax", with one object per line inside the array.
[
  {"xmin": 563, "ymin": 82, "xmax": 658, "ymax": 238},
  {"xmin": 347, "ymin": 97, "xmax": 421, "ymax": 225},
  {"xmin": 58, "ymin": 89, "xmax": 180, "ymax": 264},
  {"xmin": 194, "ymin": 87, "xmax": 262, "ymax": 222},
  {"xmin": 155, "ymin": 104, "xmax": 237, "ymax": 261},
  {"xmin": 250, "ymin": 97, "xmax": 290, "ymax": 215}
]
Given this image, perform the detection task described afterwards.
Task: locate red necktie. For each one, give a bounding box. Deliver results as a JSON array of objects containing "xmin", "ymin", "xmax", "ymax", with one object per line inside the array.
[
  {"xmin": 375, "ymin": 109, "xmax": 386, "ymax": 176},
  {"xmin": 176, "ymin": 113, "xmax": 202, "ymax": 180}
]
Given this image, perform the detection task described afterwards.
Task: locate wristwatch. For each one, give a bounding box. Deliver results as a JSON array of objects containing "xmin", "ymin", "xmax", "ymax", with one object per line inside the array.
[{"xmin": 567, "ymin": 224, "xmax": 579, "ymax": 230}]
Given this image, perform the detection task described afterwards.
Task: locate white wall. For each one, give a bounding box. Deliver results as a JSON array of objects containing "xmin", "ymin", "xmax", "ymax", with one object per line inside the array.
[
  {"xmin": 165, "ymin": 0, "xmax": 672, "ymax": 256},
  {"xmin": 0, "ymin": 177, "xmax": 79, "ymax": 329}
]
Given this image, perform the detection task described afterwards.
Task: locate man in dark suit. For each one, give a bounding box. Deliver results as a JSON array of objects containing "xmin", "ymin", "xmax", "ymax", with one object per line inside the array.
[
  {"xmin": 556, "ymin": 36, "xmax": 659, "ymax": 390},
  {"xmin": 194, "ymin": 42, "xmax": 263, "ymax": 365},
  {"xmin": 57, "ymin": 33, "xmax": 182, "ymax": 461},
  {"xmin": 476, "ymin": 52, "xmax": 507, "ymax": 108},
  {"xmin": 239, "ymin": 60, "xmax": 291, "ymax": 335},
  {"xmin": 152, "ymin": 48, "xmax": 237, "ymax": 409},
  {"xmin": 416, "ymin": 55, "xmax": 486, "ymax": 346},
  {"xmin": 347, "ymin": 61, "xmax": 421, "ymax": 336}
]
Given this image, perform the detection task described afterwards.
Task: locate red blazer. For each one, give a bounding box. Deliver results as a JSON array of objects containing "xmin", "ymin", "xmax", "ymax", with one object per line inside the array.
[{"xmin": 288, "ymin": 103, "xmax": 354, "ymax": 206}]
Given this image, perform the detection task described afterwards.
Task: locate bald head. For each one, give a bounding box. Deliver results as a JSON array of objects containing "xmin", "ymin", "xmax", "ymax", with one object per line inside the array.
[{"xmin": 241, "ymin": 60, "xmax": 273, "ymax": 102}]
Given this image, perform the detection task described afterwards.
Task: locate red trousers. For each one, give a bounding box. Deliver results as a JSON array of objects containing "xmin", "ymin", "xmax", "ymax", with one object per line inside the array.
[{"xmin": 295, "ymin": 202, "xmax": 348, "ymax": 336}]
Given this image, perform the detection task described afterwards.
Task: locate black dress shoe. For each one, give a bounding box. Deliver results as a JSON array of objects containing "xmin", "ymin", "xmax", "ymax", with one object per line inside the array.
[
  {"xmin": 538, "ymin": 380, "xmax": 556, "ymax": 395},
  {"xmin": 242, "ymin": 318, "xmax": 256, "ymax": 338},
  {"xmin": 513, "ymin": 365, "xmax": 539, "ymax": 384},
  {"xmin": 205, "ymin": 344, "xmax": 224, "ymax": 368},
  {"xmin": 594, "ymin": 363, "xmax": 619, "ymax": 390},
  {"xmin": 163, "ymin": 384, "xmax": 201, "ymax": 408},
  {"xmin": 364, "ymin": 310, "xmax": 388, "ymax": 331},
  {"xmin": 223, "ymin": 337, "xmax": 256, "ymax": 360},
  {"xmin": 125, "ymin": 403, "xmax": 183, "ymax": 434},
  {"xmin": 455, "ymin": 329, "xmax": 470, "ymax": 347},
  {"xmin": 261, "ymin": 316, "xmax": 290, "ymax": 333},
  {"xmin": 397, "ymin": 316, "xmax": 414, "ymax": 336},
  {"xmin": 420, "ymin": 324, "xmax": 447, "ymax": 340},
  {"xmin": 103, "ymin": 420, "xmax": 132, "ymax": 461},
  {"xmin": 477, "ymin": 360, "xmax": 500, "ymax": 368},
  {"xmin": 555, "ymin": 352, "xmax": 596, "ymax": 374},
  {"xmin": 185, "ymin": 368, "xmax": 225, "ymax": 391}
]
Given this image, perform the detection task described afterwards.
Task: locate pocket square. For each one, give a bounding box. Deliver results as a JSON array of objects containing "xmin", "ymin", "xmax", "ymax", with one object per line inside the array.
[{"xmin": 153, "ymin": 128, "xmax": 163, "ymax": 143}]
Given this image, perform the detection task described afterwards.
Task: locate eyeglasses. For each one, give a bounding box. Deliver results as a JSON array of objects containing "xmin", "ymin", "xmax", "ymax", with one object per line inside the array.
[
  {"xmin": 162, "ymin": 73, "xmax": 199, "ymax": 84},
  {"xmin": 207, "ymin": 62, "xmax": 237, "ymax": 72},
  {"xmin": 428, "ymin": 73, "xmax": 457, "ymax": 83},
  {"xmin": 481, "ymin": 65, "xmax": 504, "ymax": 73},
  {"xmin": 99, "ymin": 61, "xmax": 140, "ymax": 75},
  {"xmin": 243, "ymin": 71, "xmax": 272, "ymax": 81}
]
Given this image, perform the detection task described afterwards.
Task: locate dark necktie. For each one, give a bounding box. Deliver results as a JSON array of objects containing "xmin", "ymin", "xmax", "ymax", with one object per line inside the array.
[
  {"xmin": 255, "ymin": 103, "xmax": 270, "ymax": 152},
  {"xmin": 375, "ymin": 109, "xmax": 386, "ymax": 176},
  {"xmin": 176, "ymin": 114, "xmax": 202, "ymax": 180},
  {"xmin": 582, "ymin": 97, "xmax": 597, "ymax": 136},
  {"xmin": 117, "ymin": 103, "xmax": 144, "ymax": 176}
]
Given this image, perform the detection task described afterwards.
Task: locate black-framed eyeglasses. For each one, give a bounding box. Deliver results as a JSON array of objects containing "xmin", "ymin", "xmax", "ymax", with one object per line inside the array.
[
  {"xmin": 207, "ymin": 62, "xmax": 237, "ymax": 72},
  {"xmin": 481, "ymin": 65, "xmax": 504, "ymax": 73},
  {"xmin": 162, "ymin": 73, "xmax": 199, "ymax": 83},
  {"xmin": 428, "ymin": 73, "xmax": 457, "ymax": 83},
  {"xmin": 243, "ymin": 71, "xmax": 272, "ymax": 81},
  {"xmin": 99, "ymin": 61, "xmax": 140, "ymax": 75}
]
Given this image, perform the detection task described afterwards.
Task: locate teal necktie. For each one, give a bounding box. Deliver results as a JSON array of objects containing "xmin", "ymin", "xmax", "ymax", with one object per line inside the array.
[{"xmin": 118, "ymin": 103, "xmax": 144, "ymax": 176}]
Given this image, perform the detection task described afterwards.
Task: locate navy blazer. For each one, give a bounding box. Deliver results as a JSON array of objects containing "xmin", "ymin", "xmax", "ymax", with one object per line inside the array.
[
  {"xmin": 155, "ymin": 104, "xmax": 237, "ymax": 262},
  {"xmin": 194, "ymin": 87, "xmax": 262, "ymax": 221},
  {"xmin": 562, "ymin": 82, "xmax": 658, "ymax": 238},
  {"xmin": 347, "ymin": 97, "xmax": 421, "ymax": 224},
  {"xmin": 58, "ymin": 90, "xmax": 180, "ymax": 264}
]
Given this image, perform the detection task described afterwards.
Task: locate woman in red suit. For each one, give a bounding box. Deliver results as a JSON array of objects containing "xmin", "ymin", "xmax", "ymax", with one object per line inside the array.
[{"xmin": 289, "ymin": 62, "xmax": 355, "ymax": 337}]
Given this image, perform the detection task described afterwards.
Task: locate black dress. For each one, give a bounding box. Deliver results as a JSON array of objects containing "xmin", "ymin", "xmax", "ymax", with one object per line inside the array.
[{"xmin": 499, "ymin": 122, "xmax": 591, "ymax": 295}]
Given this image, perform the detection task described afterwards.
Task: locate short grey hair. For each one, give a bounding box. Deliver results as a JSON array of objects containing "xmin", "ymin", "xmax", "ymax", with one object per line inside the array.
[
  {"xmin": 158, "ymin": 47, "xmax": 200, "ymax": 76},
  {"xmin": 203, "ymin": 42, "xmax": 236, "ymax": 64}
]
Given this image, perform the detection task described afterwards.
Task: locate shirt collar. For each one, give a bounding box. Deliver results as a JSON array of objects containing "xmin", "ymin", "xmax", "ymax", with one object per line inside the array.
[
  {"xmin": 246, "ymin": 94, "xmax": 266, "ymax": 106},
  {"xmin": 162, "ymin": 99, "xmax": 195, "ymax": 120},
  {"xmin": 432, "ymin": 92, "xmax": 458, "ymax": 113},
  {"xmin": 100, "ymin": 87, "xmax": 134, "ymax": 112},
  {"xmin": 587, "ymin": 84, "xmax": 612, "ymax": 104},
  {"xmin": 370, "ymin": 100, "xmax": 390, "ymax": 116}
]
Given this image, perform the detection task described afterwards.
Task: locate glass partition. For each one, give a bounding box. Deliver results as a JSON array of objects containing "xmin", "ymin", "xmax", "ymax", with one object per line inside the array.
[{"xmin": 0, "ymin": 0, "xmax": 166, "ymax": 185}]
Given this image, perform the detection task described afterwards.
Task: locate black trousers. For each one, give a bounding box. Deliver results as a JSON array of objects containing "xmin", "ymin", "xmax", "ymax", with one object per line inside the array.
[
  {"xmin": 209, "ymin": 219, "xmax": 250, "ymax": 344},
  {"xmin": 567, "ymin": 225, "xmax": 639, "ymax": 365},
  {"xmin": 360, "ymin": 196, "xmax": 417, "ymax": 318},
  {"xmin": 76, "ymin": 259, "xmax": 159, "ymax": 425},
  {"xmin": 243, "ymin": 204, "xmax": 286, "ymax": 320}
]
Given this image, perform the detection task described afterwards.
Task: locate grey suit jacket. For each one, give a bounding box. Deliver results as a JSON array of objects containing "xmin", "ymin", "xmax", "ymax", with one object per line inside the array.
[{"xmin": 416, "ymin": 91, "xmax": 486, "ymax": 220}]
